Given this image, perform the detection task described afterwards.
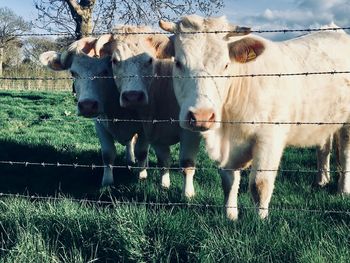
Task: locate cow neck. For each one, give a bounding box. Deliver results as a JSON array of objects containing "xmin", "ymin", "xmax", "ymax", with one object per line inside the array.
[
  {"xmin": 226, "ymin": 61, "xmax": 259, "ymax": 115},
  {"xmin": 138, "ymin": 60, "xmax": 180, "ymax": 139},
  {"xmin": 138, "ymin": 60, "xmax": 177, "ymax": 120},
  {"xmin": 102, "ymin": 78, "xmax": 136, "ymax": 120}
]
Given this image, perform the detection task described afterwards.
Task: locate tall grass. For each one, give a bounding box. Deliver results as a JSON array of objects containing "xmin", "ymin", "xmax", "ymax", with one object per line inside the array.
[{"xmin": 0, "ymin": 90, "xmax": 348, "ymax": 262}]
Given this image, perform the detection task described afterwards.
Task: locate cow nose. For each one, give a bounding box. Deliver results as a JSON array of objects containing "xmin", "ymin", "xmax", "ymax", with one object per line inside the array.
[
  {"xmin": 78, "ymin": 99, "xmax": 98, "ymax": 117},
  {"xmin": 121, "ymin": 91, "xmax": 146, "ymax": 106},
  {"xmin": 187, "ymin": 109, "xmax": 215, "ymax": 131}
]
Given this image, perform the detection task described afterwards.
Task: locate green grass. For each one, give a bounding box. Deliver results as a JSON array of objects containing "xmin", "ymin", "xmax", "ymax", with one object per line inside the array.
[{"xmin": 0, "ymin": 90, "xmax": 348, "ymax": 262}]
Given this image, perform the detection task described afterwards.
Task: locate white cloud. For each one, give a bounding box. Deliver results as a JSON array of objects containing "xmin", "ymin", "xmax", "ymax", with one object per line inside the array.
[{"xmin": 225, "ymin": 0, "xmax": 350, "ymax": 40}]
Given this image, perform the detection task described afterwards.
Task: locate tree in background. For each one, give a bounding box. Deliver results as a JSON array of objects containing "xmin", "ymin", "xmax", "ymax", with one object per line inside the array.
[
  {"xmin": 23, "ymin": 37, "xmax": 57, "ymax": 65},
  {"xmin": 35, "ymin": 0, "xmax": 95, "ymax": 39},
  {"xmin": 0, "ymin": 7, "xmax": 31, "ymax": 76},
  {"xmin": 34, "ymin": 0, "xmax": 224, "ymax": 39},
  {"xmin": 3, "ymin": 39, "xmax": 23, "ymax": 67}
]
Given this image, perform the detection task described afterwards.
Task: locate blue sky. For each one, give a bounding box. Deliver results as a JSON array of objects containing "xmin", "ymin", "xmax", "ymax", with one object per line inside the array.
[
  {"xmin": 1, "ymin": 0, "xmax": 350, "ymax": 40},
  {"xmin": 0, "ymin": 0, "xmax": 37, "ymax": 21}
]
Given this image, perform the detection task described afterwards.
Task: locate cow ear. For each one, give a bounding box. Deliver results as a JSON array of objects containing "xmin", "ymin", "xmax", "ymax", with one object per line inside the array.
[
  {"xmin": 39, "ymin": 51, "xmax": 67, "ymax": 71},
  {"xmin": 159, "ymin": 20, "xmax": 176, "ymax": 33},
  {"xmin": 145, "ymin": 35, "xmax": 175, "ymax": 58},
  {"xmin": 95, "ymin": 34, "xmax": 115, "ymax": 57},
  {"xmin": 228, "ymin": 37, "xmax": 265, "ymax": 63},
  {"xmin": 75, "ymin": 37, "xmax": 98, "ymax": 57}
]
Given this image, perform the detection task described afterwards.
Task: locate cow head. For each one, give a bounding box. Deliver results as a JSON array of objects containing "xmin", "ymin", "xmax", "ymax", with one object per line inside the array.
[
  {"xmin": 159, "ymin": 15, "xmax": 263, "ymax": 132},
  {"xmin": 108, "ymin": 26, "xmax": 174, "ymax": 108},
  {"xmin": 39, "ymin": 36, "xmax": 115, "ymax": 118}
]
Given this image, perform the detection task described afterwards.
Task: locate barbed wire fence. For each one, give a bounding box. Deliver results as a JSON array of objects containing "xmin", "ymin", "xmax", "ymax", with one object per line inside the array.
[
  {"xmin": 0, "ymin": 192, "xmax": 348, "ymax": 216},
  {"xmin": 0, "ymin": 26, "xmax": 350, "ymax": 216},
  {"xmin": 5, "ymin": 25, "xmax": 350, "ymax": 37},
  {"xmin": 3, "ymin": 24, "xmax": 350, "ymax": 90}
]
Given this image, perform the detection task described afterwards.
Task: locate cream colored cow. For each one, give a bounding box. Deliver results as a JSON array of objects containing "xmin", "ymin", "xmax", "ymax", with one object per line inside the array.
[
  {"xmin": 160, "ymin": 15, "xmax": 350, "ymax": 219},
  {"xmin": 98, "ymin": 26, "xmax": 201, "ymax": 198},
  {"xmin": 39, "ymin": 37, "xmax": 147, "ymax": 187}
]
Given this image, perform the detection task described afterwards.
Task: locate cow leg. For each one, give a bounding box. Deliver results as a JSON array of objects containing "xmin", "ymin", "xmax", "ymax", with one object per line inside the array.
[
  {"xmin": 221, "ymin": 142, "xmax": 252, "ymax": 220},
  {"xmin": 95, "ymin": 122, "xmax": 116, "ymax": 187},
  {"xmin": 179, "ymin": 131, "xmax": 201, "ymax": 198},
  {"xmin": 220, "ymin": 169, "xmax": 241, "ymax": 220},
  {"xmin": 315, "ymin": 135, "xmax": 332, "ymax": 187},
  {"xmin": 249, "ymin": 136, "xmax": 285, "ymax": 219},
  {"xmin": 153, "ymin": 145, "xmax": 171, "ymax": 188},
  {"xmin": 337, "ymin": 127, "xmax": 350, "ymax": 194},
  {"xmin": 134, "ymin": 134, "xmax": 150, "ymax": 180},
  {"xmin": 125, "ymin": 134, "xmax": 138, "ymax": 165}
]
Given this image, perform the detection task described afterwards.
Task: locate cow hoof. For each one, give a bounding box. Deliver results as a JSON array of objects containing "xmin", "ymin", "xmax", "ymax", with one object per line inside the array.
[
  {"xmin": 314, "ymin": 179, "xmax": 330, "ymax": 188},
  {"xmin": 101, "ymin": 176, "xmax": 114, "ymax": 187},
  {"xmin": 338, "ymin": 187, "xmax": 350, "ymax": 195},
  {"xmin": 313, "ymin": 174, "xmax": 330, "ymax": 187},
  {"xmin": 126, "ymin": 156, "xmax": 136, "ymax": 166},
  {"xmin": 184, "ymin": 188, "xmax": 195, "ymax": 199},
  {"xmin": 161, "ymin": 173, "xmax": 170, "ymax": 189},
  {"xmin": 226, "ymin": 208, "xmax": 238, "ymax": 221},
  {"xmin": 139, "ymin": 170, "xmax": 148, "ymax": 180},
  {"xmin": 258, "ymin": 208, "xmax": 269, "ymax": 219},
  {"xmin": 316, "ymin": 181, "xmax": 329, "ymax": 188}
]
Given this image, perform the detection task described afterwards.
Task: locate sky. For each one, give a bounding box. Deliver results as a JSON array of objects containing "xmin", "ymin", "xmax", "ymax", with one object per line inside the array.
[{"xmin": 1, "ymin": 0, "xmax": 350, "ymax": 40}]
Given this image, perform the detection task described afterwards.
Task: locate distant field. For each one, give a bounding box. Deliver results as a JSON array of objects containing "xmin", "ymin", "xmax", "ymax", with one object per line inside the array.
[
  {"xmin": 0, "ymin": 66, "xmax": 72, "ymax": 91},
  {"xmin": 0, "ymin": 90, "xmax": 348, "ymax": 263}
]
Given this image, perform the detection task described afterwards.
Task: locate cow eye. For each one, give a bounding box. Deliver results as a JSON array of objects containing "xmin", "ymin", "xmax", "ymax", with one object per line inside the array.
[
  {"xmin": 224, "ymin": 63, "xmax": 230, "ymax": 70},
  {"xmin": 70, "ymin": 71, "xmax": 79, "ymax": 78},
  {"xmin": 175, "ymin": 59, "xmax": 183, "ymax": 70},
  {"xmin": 111, "ymin": 58, "xmax": 119, "ymax": 65},
  {"xmin": 144, "ymin": 58, "xmax": 153, "ymax": 67}
]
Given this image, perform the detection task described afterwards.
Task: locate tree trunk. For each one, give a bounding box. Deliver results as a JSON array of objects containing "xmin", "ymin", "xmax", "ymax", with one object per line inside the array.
[
  {"xmin": 66, "ymin": 0, "xmax": 95, "ymax": 39},
  {"xmin": 75, "ymin": 11, "xmax": 93, "ymax": 39},
  {"xmin": 0, "ymin": 47, "xmax": 3, "ymax": 77}
]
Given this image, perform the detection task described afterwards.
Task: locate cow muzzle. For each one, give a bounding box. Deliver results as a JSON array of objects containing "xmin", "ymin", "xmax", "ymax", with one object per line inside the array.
[
  {"xmin": 121, "ymin": 91, "xmax": 147, "ymax": 107},
  {"xmin": 186, "ymin": 109, "xmax": 216, "ymax": 131},
  {"xmin": 78, "ymin": 99, "xmax": 99, "ymax": 117}
]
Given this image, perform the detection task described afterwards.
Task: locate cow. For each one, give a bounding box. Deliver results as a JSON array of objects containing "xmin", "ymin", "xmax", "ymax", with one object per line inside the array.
[
  {"xmin": 159, "ymin": 15, "xmax": 350, "ymax": 219},
  {"xmin": 97, "ymin": 26, "xmax": 201, "ymax": 198},
  {"xmin": 39, "ymin": 36, "xmax": 148, "ymax": 187}
]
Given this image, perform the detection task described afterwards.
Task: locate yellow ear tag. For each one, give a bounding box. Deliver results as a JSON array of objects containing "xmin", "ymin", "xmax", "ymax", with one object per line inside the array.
[{"xmin": 247, "ymin": 48, "xmax": 257, "ymax": 61}]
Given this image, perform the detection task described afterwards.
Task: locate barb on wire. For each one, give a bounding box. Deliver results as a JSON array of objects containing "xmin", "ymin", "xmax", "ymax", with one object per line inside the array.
[
  {"xmin": 5, "ymin": 26, "xmax": 350, "ymax": 38},
  {"xmin": 0, "ymin": 192, "xmax": 348, "ymax": 216},
  {"xmin": 1, "ymin": 70, "xmax": 350, "ymax": 81},
  {"xmin": 0, "ymin": 159, "xmax": 345, "ymax": 174}
]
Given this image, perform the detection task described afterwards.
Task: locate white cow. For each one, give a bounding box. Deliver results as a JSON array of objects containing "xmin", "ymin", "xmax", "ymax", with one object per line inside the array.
[
  {"xmin": 39, "ymin": 36, "xmax": 148, "ymax": 187},
  {"xmin": 98, "ymin": 26, "xmax": 201, "ymax": 197},
  {"xmin": 160, "ymin": 15, "xmax": 350, "ymax": 219}
]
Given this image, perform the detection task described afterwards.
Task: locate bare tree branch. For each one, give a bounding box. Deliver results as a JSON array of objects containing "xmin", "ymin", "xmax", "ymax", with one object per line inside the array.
[
  {"xmin": 34, "ymin": 0, "xmax": 224, "ymax": 39},
  {"xmin": 0, "ymin": 7, "xmax": 31, "ymax": 46}
]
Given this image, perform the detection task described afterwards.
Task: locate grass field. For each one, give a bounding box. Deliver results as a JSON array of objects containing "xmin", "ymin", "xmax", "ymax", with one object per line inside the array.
[{"xmin": 0, "ymin": 90, "xmax": 348, "ymax": 262}]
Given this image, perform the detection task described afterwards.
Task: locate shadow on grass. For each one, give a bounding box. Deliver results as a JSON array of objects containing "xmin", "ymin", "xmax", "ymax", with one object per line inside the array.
[
  {"xmin": 0, "ymin": 138, "xmax": 187, "ymax": 204},
  {"xmin": 0, "ymin": 139, "xmax": 139, "ymax": 199},
  {"xmin": 0, "ymin": 91, "xmax": 60, "ymax": 102}
]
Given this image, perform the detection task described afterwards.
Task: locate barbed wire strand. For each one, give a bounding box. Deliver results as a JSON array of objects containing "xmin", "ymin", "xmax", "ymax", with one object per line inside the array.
[
  {"xmin": 2, "ymin": 116, "xmax": 350, "ymax": 126},
  {"xmin": 0, "ymin": 192, "xmax": 348, "ymax": 215},
  {"xmin": 1, "ymin": 70, "xmax": 350, "ymax": 81},
  {"xmin": 5, "ymin": 26, "xmax": 350, "ymax": 38},
  {"xmin": 0, "ymin": 160, "xmax": 345, "ymax": 174}
]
